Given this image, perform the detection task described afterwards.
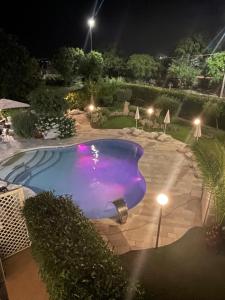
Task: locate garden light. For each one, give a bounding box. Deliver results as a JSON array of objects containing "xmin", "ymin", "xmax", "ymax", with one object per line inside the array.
[
  {"xmin": 193, "ymin": 118, "xmax": 201, "ymax": 126},
  {"xmin": 147, "ymin": 107, "xmax": 154, "ymax": 115},
  {"xmin": 156, "ymin": 193, "xmax": 169, "ymax": 206},
  {"xmin": 88, "ymin": 104, "xmax": 95, "ymax": 112},
  {"xmin": 155, "ymin": 193, "xmax": 169, "ymax": 248}
]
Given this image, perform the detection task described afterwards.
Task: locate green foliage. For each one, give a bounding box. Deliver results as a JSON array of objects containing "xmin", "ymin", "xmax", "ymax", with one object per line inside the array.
[
  {"xmin": 174, "ymin": 34, "xmax": 206, "ymax": 58},
  {"xmin": 81, "ymin": 51, "xmax": 104, "ymax": 82},
  {"xmin": 12, "ymin": 111, "xmax": 38, "ymax": 138},
  {"xmin": 103, "ymin": 50, "xmax": 125, "ymax": 77},
  {"xmin": 168, "ymin": 58, "xmax": 200, "ymax": 88},
  {"xmin": 23, "ymin": 192, "xmax": 144, "ymax": 299},
  {"xmin": 29, "ymin": 87, "xmax": 68, "ymax": 116},
  {"xmin": 203, "ymin": 101, "xmax": 223, "ymax": 128},
  {"xmin": 154, "ymin": 95, "xmax": 180, "ymax": 116},
  {"xmin": 89, "ymin": 107, "xmax": 110, "ymax": 127},
  {"xmin": 115, "ymin": 88, "xmax": 132, "ymax": 103},
  {"xmin": 53, "ymin": 47, "xmax": 85, "ymax": 85},
  {"xmin": 97, "ymin": 77, "xmax": 123, "ymax": 106},
  {"xmin": 36, "ymin": 115, "xmax": 75, "ymax": 138},
  {"xmin": 64, "ymin": 92, "xmax": 81, "ymax": 110},
  {"xmin": 0, "ymin": 30, "xmax": 40, "ymax": 100},
  {"xmin": 193, "ymin": 141, "xmax": 225, "ymax": 224},
  {"xmin": 122, "ymin": 83, "xmax": 224, "ymax": 125},
  {"xmin": 207, "ymin": 52, "xmax": 225, "ymax": 83},
  {"xmin": 127, "ymin": 54, "xmax": 159, "ymax": 81}
]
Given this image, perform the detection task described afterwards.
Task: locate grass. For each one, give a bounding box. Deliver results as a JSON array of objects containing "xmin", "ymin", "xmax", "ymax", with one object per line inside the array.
[
  {"xmin": 120, "ymin": 227, "xmax": 225, "ymax": 300},
  {"xmin": 101, "ymin": 116, "xmax": 136, "ymax": 129}
]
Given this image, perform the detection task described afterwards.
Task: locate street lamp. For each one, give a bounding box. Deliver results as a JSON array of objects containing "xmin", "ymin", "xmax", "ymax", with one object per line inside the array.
[
  {"xmin": 155, "ymin": 193, "xmax": 169, "ymax": 248},
  {"xmin": 193, "ymin": 118, "xmax": 201, "ymax": 126},
  {"xmin": 87, "ymin": 17, "xmax": 95, "ymax": 51}
]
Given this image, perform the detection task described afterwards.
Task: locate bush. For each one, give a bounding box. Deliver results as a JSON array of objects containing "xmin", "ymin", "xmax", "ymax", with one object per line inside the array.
[
  {"xmin": 23, "ymin": 192, "xmax": 144, "ymax": 300},
  {"xmin": 122, "ymin": 83, "xmax": 225, "ymax": 129},
  {"xmin": 97, "ymin": 77, "xmax": 123, "ymax": 107},
  {"xmin": 154, "ymin": 95, "xmax": 180, "ymax": 116},
  {"xmin": 115, "ymin": 88, "xmax": 132, "ymax": 103},
  {"xmin": 29, "ymin": 87, "xmax": 68, "ymax": 116},
  {"xmin": 88, "ymin": 107, "xmax": 110, "ymax": 127},
  {"xmin": 36, "ymin": 115, "xmax": 75, "ymax": 138},
  {"xmin": 12, "ymin": 111, "xmax": 38, "ymax": 138}
]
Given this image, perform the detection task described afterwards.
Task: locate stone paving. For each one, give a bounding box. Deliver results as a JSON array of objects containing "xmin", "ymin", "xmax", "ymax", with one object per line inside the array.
[{"xmin": 0, "ymin": 113, "xmax": 203, "ymax": 254}]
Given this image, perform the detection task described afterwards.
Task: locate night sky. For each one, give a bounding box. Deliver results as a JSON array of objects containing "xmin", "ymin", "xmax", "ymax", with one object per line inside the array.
[{"xmin": 1, "ymin": 0, "xmax": 225, "ymax": 58}]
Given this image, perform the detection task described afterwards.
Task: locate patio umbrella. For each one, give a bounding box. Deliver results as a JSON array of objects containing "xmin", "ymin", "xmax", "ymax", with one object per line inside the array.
[
  {"xmin": 0, "ymin": 99, "xmax": 30, "ymax": 110},
  {"xmin": 164, "ymin": 110, "xmax": 170, "ymax": 133},
  {"xmin": 135, "ymin": 106, "xmax": 140, "ymax": 129},
  {"xmin": 194, "ymin": 123, "xmax": 201, "ymax": 141}
]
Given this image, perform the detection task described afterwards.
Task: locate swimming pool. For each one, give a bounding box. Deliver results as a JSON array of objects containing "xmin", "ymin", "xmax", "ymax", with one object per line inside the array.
[{"xmin": 0, "ymin": 139, "xmax": 146, "ymax": 219}]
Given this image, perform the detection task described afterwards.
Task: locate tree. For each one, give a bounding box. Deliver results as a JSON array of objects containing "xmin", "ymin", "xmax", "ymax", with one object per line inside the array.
[
  {"xmin": 0, "ymin": 30, "xmax": 40, "ymax": 100},
  {"xmin": 81, "ymin": 51, "xmax": 104, "ymax": 82},
  {"xmin": 203, "ymin": 101, "xmax": 222, "ymax": 129},
  {"xmin": 193, "ymin": 141, "xmax": 225, "ymax": 224},
  {"xmin": 168, "ymin": 58, "xmax": 200, "ymax": 88},
  {"xmin": 103, "ymin": 50, "xmax": 125, "ymax": 77},
  {"xmin": 207, "ymin": 52, "xmax": 225, "ymax": 83},
  {"xmin": 53, "ymin": 47, "xmax": 85, "ymax": 85},
  {"xmin": 174, "ymin": 34, "xmax": 206, "ymax": 58},
  {"xmin": 29, "ymin": 87, "xmax": 68, "ymax": 116},
  {"xmin": 127, "ymin": 54, "xmax": 159, "ymax": 81}
]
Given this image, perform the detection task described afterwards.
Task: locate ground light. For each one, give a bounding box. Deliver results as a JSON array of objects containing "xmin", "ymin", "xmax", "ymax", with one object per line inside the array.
[
  {"xmin": 193, "ymin": 118, "xmax": 202, "ymax": 141},
  {"xmin": 147, "ymin": 107, "xmax": 154, "ymax": 116},
  {"xmin": 155, "ymin": 193, "xmax": 169, "ymax": 248},
  {"xmin": 88, "ymin": 104, "xmax": 95, "ymax": 112}
]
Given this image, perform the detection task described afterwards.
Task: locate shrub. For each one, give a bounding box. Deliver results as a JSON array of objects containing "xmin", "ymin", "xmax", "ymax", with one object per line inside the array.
[
  {"xmin": 64, "ymin": 91, "xmax": 84, "ymax": 110},
  {"xmin": 36, "ymin": 115, "xmax": 75, "ymax": 138},
  {"xmin": 23, "ymin": 192, "xmax": 144, "ymax": 300},
  {"xmin": 88, "ymin": 107, "xmax": 110, "ymax": 127},
  {"xmin": 97, "ymin": 77, "xmax": 123, "ymax": 107},
  {"xmin": 12, "ymin": 111, "xmax": 38, "ymax": 138},
  {"xmin": 122, "ymin": 83, "xmax": 225, "ymax": 129},
  {"xmin": 115, "ymin": 88, "xmax": 132, "ymax": 103},
  {"xmin": 154, "ymin": 95, "xmax": 180, "ymax": 116},
  {"xmin": 29, "ymin": 87, "xmax": 68, "ymax": 116}
]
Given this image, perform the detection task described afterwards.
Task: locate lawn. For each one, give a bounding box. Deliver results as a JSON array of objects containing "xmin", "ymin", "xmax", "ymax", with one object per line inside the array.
[
  {"xmin": 120, "ymin": 227, "xmax": 225, "ymax": 300},
  {"xmin": 101, "ymin": 116, "xmax": 136, "ymax": 129}
]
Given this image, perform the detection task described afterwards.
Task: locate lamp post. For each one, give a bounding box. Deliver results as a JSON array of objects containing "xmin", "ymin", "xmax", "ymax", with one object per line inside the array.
[
  {"xmin": 193, "ymin": 118, "xmax": 201, "ymax": 141},
  {"xmin": 87, "ymin": 17, "xmax": 95, "ymax": 51},
  {"xmin": 155, "ymin": 193, "xmax": 169, "ymax": 249},
  {"xmin": 147, "ymin": 107, "xmax": 154, "ymax": 129}
]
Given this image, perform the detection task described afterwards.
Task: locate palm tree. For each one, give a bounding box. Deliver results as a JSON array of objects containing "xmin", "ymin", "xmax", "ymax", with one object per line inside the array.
[{"xmin": 193, "ymin": 140, "xmax": 225, "ymax": 224}]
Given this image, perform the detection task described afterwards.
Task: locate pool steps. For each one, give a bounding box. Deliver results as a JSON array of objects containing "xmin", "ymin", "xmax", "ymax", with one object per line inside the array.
[{"xmin": 2, "ymin": 150, "xmax": 62, "ymax": 185}]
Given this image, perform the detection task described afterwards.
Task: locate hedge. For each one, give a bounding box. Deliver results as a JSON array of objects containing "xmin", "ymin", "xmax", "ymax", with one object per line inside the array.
[
  {"xmin": 23, "ymin": 192, "xmax": 144, "ymax": 300},
  {"xmin": 122, "ymin": 83, "xmax": 225, "ymax": 129}
]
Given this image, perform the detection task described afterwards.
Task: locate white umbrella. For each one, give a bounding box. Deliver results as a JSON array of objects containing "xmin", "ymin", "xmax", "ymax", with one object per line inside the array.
[
  {"xmin": 135, "ymin": 106, "xmax": 140, "ymax": 128},
  {"xmin": 0, "ymin": 99, "xmax": 30, "ymax": 110},
  {"xmin": 194, "ymin": 124, "xmax": 201, "ymax": 141},
  {"xmin": 164, "ymin": 110, "xmax": 170, "ymax": 133}
]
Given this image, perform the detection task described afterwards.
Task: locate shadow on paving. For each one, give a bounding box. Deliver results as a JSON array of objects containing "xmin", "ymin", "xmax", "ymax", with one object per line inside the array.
[{"xmin": 120, "ymin": 227, "xmax": 225, "ymax": 300}]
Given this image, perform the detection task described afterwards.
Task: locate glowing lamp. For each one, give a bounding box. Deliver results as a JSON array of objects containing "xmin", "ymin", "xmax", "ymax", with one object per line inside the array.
[
  {"xmin": 194, "ymin": 118, "xmax": 201, "ymax": 126},
  {"xmin": 147, "ymin": 107, "xmax": 154, "ymax": 115},
  {"xmin": 88, "ymin": 104, "xmax": 95, "ymax": 112},
  {"xmin": 87, "ymin": 18, "xmax": 95, "ymax": 29},
  {"xmin": 156, "ymin": 193, "xmax": 169, "ymax": 206}
]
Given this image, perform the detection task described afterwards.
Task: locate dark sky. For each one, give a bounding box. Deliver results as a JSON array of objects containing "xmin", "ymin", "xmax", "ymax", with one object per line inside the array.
[{"xmin": 1, "ymin": 0, "xmax": 225, "ymax": 58}]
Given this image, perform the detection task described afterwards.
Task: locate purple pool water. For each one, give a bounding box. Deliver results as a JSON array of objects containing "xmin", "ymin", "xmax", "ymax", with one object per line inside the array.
[{"xmin": 13, "ymin": 139, "xmax": 146, "ymax": 218}]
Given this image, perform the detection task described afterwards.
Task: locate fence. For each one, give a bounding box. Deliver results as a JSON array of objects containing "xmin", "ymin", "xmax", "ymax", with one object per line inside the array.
[{"xmin": 0, "ymin": 188, "xmax": 31, "ymax": 259}]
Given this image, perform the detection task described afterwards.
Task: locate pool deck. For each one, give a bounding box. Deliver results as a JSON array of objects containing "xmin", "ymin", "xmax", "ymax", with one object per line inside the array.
[{"xmin": 0, "ymin": 114, "xmax": 203, "ymax": 254}]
